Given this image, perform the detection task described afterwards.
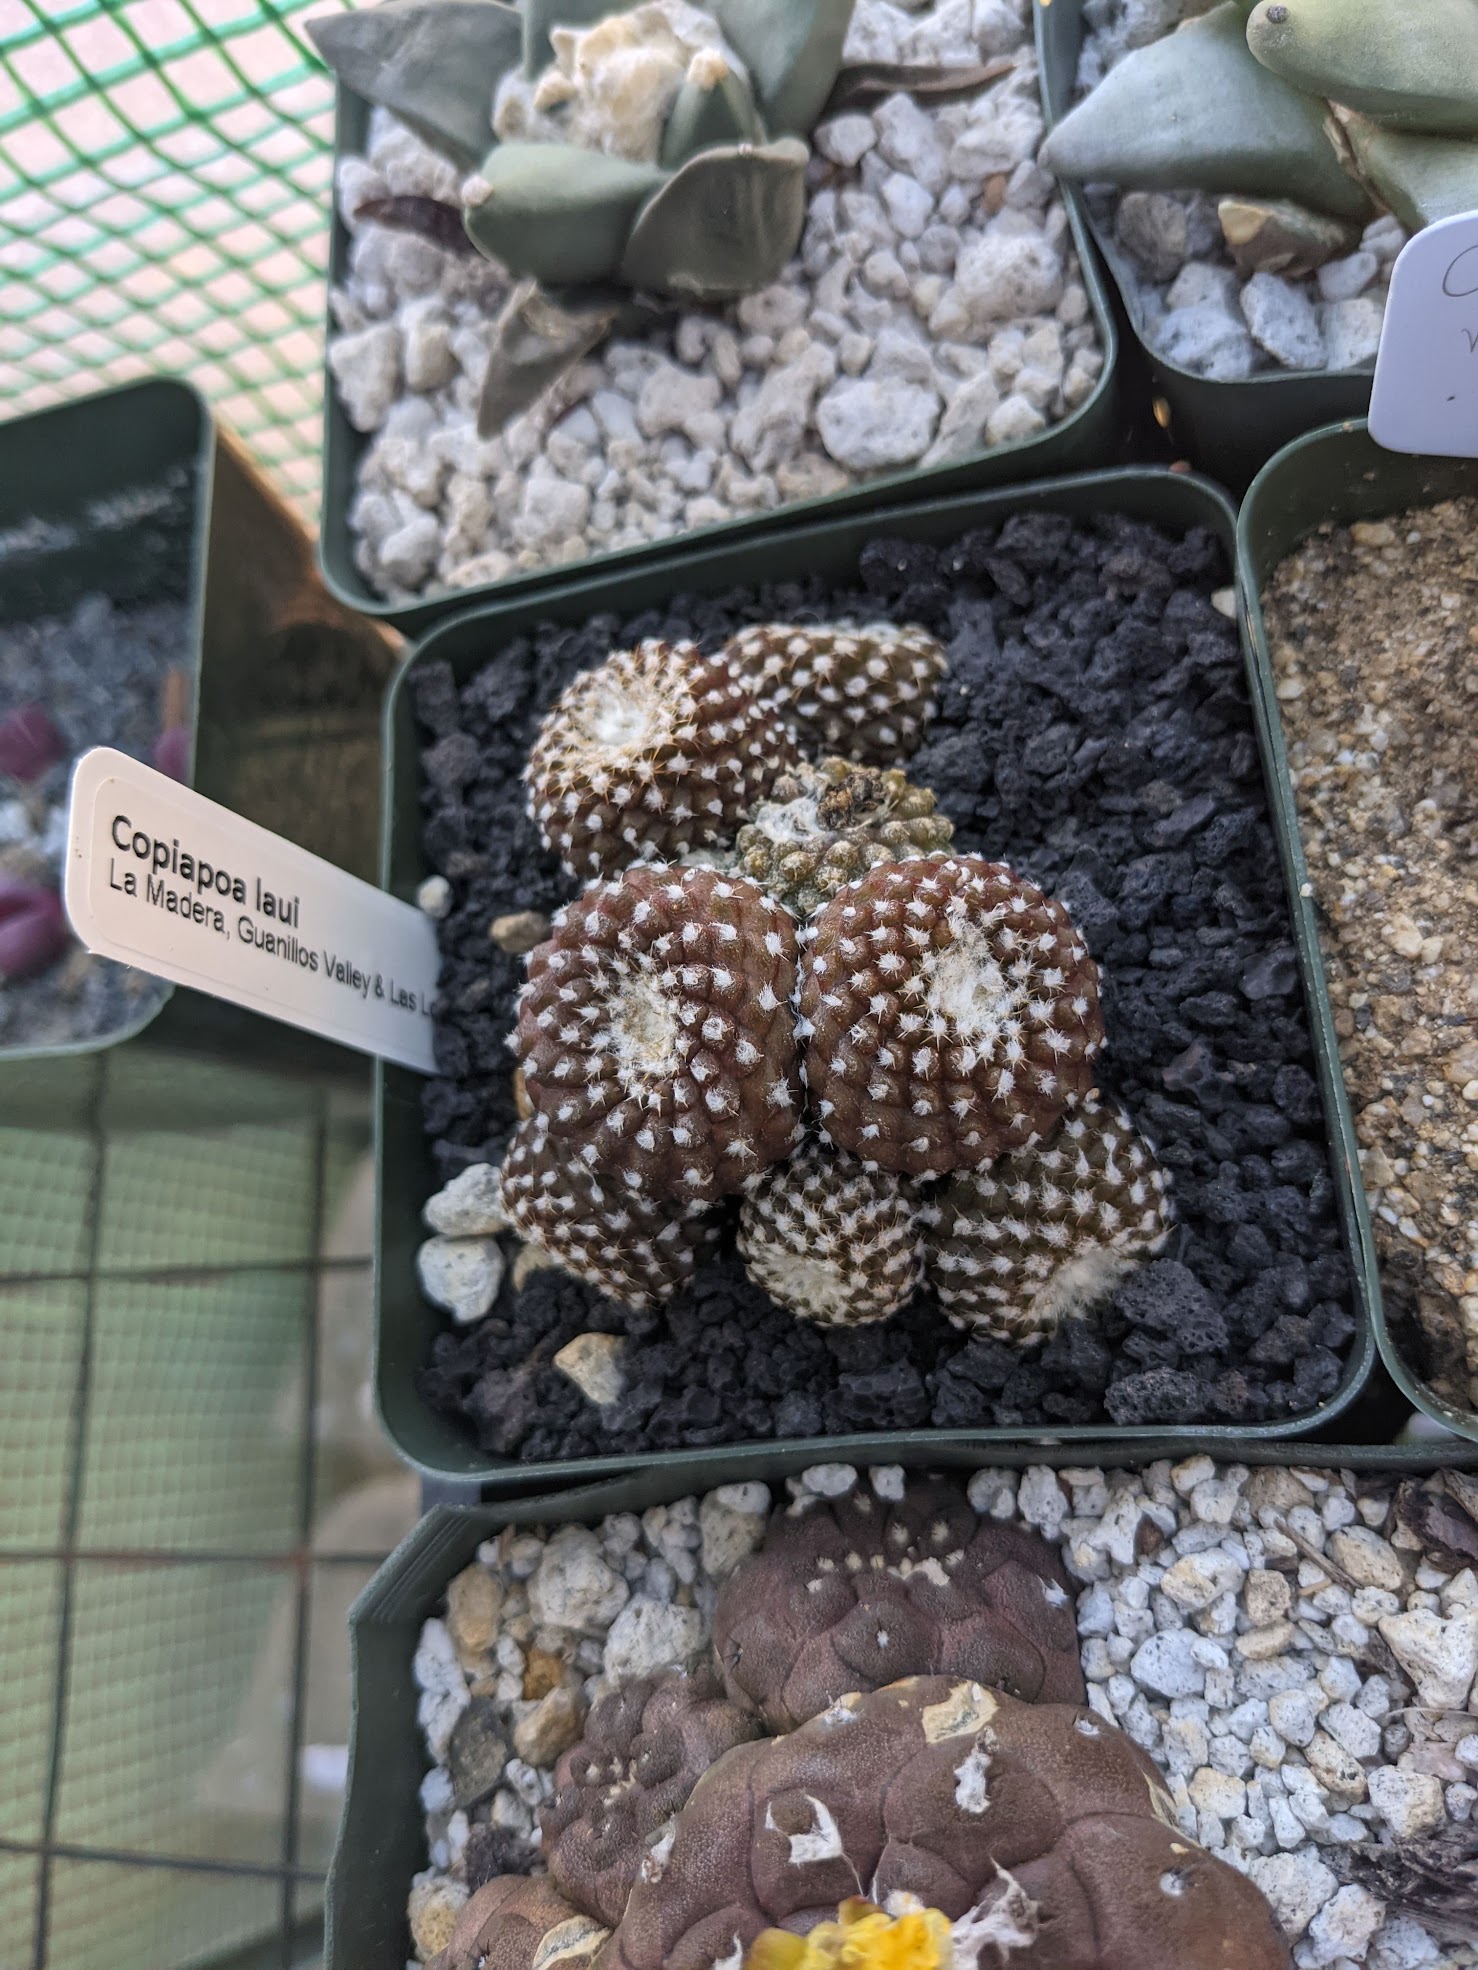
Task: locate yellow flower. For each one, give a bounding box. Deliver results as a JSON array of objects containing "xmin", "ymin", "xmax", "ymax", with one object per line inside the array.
[{"xmin": 745, "ymin": 1899, "xmax": 952, "ymax": 1970}]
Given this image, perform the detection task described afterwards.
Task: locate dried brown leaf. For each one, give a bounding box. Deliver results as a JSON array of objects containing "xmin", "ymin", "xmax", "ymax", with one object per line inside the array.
[
  {"xmin": 1396, "ymin": 1477, "xmax": 1478, "ymax": 1572},
  {"xmin": 821, "ymin": 56, "xmax": 1013, "ymax": 115},
  {"xmin": 352, "ymin": 194, "xmax": 475, "ymax": 253}
]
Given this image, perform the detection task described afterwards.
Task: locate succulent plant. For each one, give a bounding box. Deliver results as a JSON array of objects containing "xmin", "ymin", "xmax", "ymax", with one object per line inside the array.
[
  {"xmin": 0, "ymin": 877, "xmax": 68, "ymax": 983},
  {"xmin": 737, "ymin": 1136, "xmax": 923, "ymax": 1327},
  {"xmin": 309, "ymin": 0, "xmax": 1010, "ymax": 429},
  {"xmin": 542, "ymin": 1669, "xmax": 763, "ymax": 1927},
  {"xmin": 153, "ymin": 726, "xmax": 190, "ymax": 782},
  {"xmin": 1245, "ymin": 0, "xmax": 1478, "ymax": 137},
  {"xmin": 798, "ymin": 855, "xmax": 1105, "ymax": 1179},
  {"xmin": 427, "ymin": 1874, "xmax": 608, "ymax": 1970},
  {"xmin": 722, "ymin": 622, "xmax": 948, "ymax": 764},
  {"xmin": 515, "ymin": 863, "xmax": 804, "ymax": 1206},
  {"xmin": 594, "ymin": 1676, "xmax": 1294, "ymax": 1970},
  {"xmin": 0, "ymin": 704, "xmax": 64, "ymax": 783},
  {"xmin": 499, "ymin": 1113, "xmax": 718, "ymax": 1307},
  {"xmin": 526, "ymin": 638, "xmax": 797, "ymax": 881},
  {"xmin": 734, "ymin": 756, "xmax": 954, "ymax": 922},
  {"xmin": 712, "ymin": 1477, "xmax": 1085, "ymax": 1731},
  {"xmin": 924, "ymin": 1095, "xmax": 1173, "ymax": 1345},
  {"xmin": 1041, "ymin": 0, "xmax": 1478, "ymax": 272}
]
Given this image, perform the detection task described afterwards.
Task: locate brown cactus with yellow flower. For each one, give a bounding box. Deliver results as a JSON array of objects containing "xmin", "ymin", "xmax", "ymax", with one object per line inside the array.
[{"xmin": 591, "ymin": 1677, "xmax": 1291, "ymax": 1970}]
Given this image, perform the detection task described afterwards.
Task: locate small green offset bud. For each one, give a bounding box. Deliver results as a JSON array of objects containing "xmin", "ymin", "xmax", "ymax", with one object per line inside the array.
[{"xmin": 661, "ymin": 52, "xmax": 767, "ymax": 168}]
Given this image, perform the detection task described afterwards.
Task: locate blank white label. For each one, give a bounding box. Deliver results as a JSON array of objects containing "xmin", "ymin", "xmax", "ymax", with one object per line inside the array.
[
  {"xmin": 65, "ymin": 747, "xmax": 439, "ymax": 1073},
  {"xmin": 1370, "ymin": 209, "xmax": 1478, "ymax": 458}
]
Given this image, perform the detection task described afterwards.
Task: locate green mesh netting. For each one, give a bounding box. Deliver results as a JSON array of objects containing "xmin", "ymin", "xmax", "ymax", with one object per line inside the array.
[{"xmin": 0, "ymin": 0, "xmax": 355, "ymax": 524}]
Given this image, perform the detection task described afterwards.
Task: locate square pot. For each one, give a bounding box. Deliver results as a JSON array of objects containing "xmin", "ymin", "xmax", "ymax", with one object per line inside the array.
[
  {"xmin": 1037, "ymin": 0, "xmax": 1376, "ymax": 494},
  {"xmin": 0, "ymin": 378, "xmax": 400, "ymax": 1125},
  {"xmin": 326, "ymin": 1440, "xmax": 1478, "ymax": 1970},
  {"xmin": 317, "ymin": 38, "xmax": 1123, "ymax": 640},
  {"xmin": 374, "ymin": 464, "xmax": 1377, "ymax": 1488},
  {"xmin": 1237, "ymin": 418, "xmax": 1478, "ymax": 1445}
]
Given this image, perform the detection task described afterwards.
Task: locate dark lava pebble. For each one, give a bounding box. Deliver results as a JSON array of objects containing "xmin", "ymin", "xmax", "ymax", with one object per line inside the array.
[{"xmin": 411, "ymin": 512, "xmax": 1359, "ymax": 1458}]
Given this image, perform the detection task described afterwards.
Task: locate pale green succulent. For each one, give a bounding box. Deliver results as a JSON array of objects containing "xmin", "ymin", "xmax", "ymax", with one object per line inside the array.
[
  {"xmin": 310, "ymin": 0, "xmax": 1007, "ymax": 430},
  {"xmin": 1041, "ymin": 0, "xmax": 1478, "ymax": 253}
]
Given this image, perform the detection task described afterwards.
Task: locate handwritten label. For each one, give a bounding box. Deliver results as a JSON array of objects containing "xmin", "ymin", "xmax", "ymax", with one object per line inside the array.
[
  {"xmin": 1370, "ymin": 210, "xmax": 1478, "ymax": 458},
  {"xmin": 65, "ymin": 748, "xmax": 438, "ymax": 1072}
]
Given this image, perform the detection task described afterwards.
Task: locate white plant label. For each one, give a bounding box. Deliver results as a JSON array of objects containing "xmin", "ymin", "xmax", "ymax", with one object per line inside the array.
[
  {"xmin": 65, "ymin": 747, "xmax": 439, "ymax": 1072},
  {"xmin": 1370, "ymin": 209, "xmax": 1478, "ymax": 458}
]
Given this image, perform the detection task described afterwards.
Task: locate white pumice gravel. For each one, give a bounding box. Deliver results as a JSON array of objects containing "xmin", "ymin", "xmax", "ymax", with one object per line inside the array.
[
  {"xmin": 328, "ymin": 0, "xmax": 1104, "ymax": 602},
  {"xmin": 1071, "ymin": 0, "xmax": 1405, "ymax": 382},
  {"xmin": 404, "ymin": 1462, "xmax": 1478, "ymax": 1966}
]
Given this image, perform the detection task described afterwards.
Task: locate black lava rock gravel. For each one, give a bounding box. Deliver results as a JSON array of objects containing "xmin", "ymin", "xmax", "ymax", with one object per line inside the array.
[{"xmin": 411, "ymin": 512, "xmax": 1358, "ymax": 1460}]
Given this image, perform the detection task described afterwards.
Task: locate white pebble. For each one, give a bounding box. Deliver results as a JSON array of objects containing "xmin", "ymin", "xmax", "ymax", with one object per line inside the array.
[{"xmin": 416, "ymin": 1235, "xmax": 504, "ymax": 1325}]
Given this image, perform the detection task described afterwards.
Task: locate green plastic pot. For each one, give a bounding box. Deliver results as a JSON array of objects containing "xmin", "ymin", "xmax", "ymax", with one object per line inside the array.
[
  {"xmin": 1036, "ymin": 0, "xmax": 1374, "ymax": 494},
  {"xmin": 375, "ymin": 463, "xmax": 1377, "ymax": 1489},
  {"xmin": 0, "ymin": 379, "xmax": 400, "ymax": 1126},
  {"xmin": 1238, "ymin": 417, "xmax": 1478, "ymax": 1446},
  {"xmin": 317, "ymin": 73, "xmax": 1122, "ymax": 638},
  {"xmin": 326, "ymin": 1438, "xmax": 1475, "ymax": 1970}
]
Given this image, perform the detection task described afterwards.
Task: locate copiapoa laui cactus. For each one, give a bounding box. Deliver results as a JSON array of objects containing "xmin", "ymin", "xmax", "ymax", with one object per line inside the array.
[
  {"xmin": 1040, "ymin": 0, "xmax": 1478, "ymax": 269},
  {"xmin": 309, "ymin": 0, "xmax": 1008, "ymax": 429},
  {"xmin": 419, "ymin": 630, "xmax": 1174, "ymax": 1357}
]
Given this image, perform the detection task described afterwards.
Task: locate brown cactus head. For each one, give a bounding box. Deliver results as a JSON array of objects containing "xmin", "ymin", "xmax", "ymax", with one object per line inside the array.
[
  {"xmin": 427, "ymin": 1876, "xmax": 607, "ymax": 1970},
  {"xmin": 515, "ymin": 864, "xmax": 804, "ymax": 1206},
  {"xmin": 737, "ymin": 1137, "xmax": 924, "ymax": 1328},
  {"xmin": 499, "ymin": 1115, "xmax": 717, "ymax": 1310},
  {"xmin": 722, "ymin": 622, "xmax": 947, "ymax": 764},
  {"xmin": 711, "ymin": 1477, "xmax": 1085, "ymax": 1732},
  {"xmin": 924, "ymin": 1095, "xmax": 1173, "ymax": 1345},
  {"xmin": 526, "ymin": 639, "xmax": 797, "ymax": 880},
  {"xmin": 799, "ymin": 855, "xmax": 1104, "ymax": 1179},
  {"xmin": 542, "ymin": 1668, "xmax": 762, "ymax": 1929}
]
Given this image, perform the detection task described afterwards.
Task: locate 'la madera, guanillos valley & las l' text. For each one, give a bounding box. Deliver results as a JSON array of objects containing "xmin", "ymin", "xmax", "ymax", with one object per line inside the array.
[{"xmin": 107, "ymin": 814, "xmax": 427, "ymax": 1010}]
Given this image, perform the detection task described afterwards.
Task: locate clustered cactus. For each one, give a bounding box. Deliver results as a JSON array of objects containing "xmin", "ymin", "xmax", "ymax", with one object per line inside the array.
[
  {"xmin": 734, "ymin": 756, "xmax": 954, "ymax": 921},
  {"xmin": 429, "ymin": 621, "xmax": 1175, "ymax": 1352},
  {"xmin": 424, "ymin": 1479, "xmax": 1293, "ymax": 1970},
  {"xmin": 1041, "ymin": 0, "xmax": 1478, "ymax": 257},
  {"xmin": 309, "ymin": 0, "xmax": 1008, "ymax": 429}
]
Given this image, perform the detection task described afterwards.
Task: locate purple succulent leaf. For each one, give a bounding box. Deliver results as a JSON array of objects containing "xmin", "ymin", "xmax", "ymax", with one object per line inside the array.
[
  {"xmin": 0, "ymin": 877, "xmax": 69, "ymax": 981},
  {"xmin": 153, "ymin": 726, "xmax": 190, "ymax": 782},
  {"xmin": 0, "ymin": 705, "xmax": 65, "ymax": 782}
]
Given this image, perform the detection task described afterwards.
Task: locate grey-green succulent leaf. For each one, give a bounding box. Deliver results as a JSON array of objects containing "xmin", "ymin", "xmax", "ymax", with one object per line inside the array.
[
  {"xmin": 1039, "ymin": 1, "xmax": 1372, "ymax": 222},
  {"xmin": 477, "ymin": 279, "xmax": 623, "ymax": 434},
  {"xmin": 714, "ymin": 0, "xmax": 856, "ymax": 135},
  {"xmin": 822, "ymin": 57, "xmax": 1014, "ymax": 117},
  {"xmin": 307, "ymin": 0, "xmax": 523, "ymax": 168},
  {"xmin": 620, "ymin": 135, "xmax": 809, "ymax": 298},
  {"xmin": 1345, "ymin": 116, "xmax": 1478, "ymax": 232},
  {"xmin": 464, "ymin": 142, "xmax": 668, "ymax": 285},
  {"xmin": 521, "ymin": 0, "xmax": 630, "ymax": 76},
  {"xmin": 661, "ymin": 57, "xmax": 767, "ymax": 168},
  {"xmin": 1246, "ymin": 0, "xmax": 1478, "ymax": 138}
]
